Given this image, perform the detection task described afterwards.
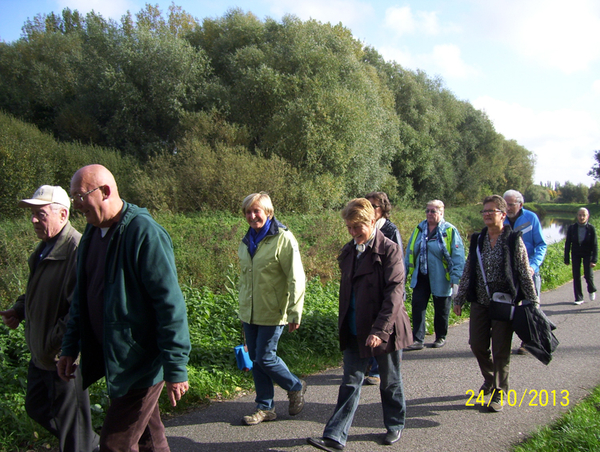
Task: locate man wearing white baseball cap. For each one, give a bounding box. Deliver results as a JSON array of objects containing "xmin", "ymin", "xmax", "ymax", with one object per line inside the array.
[{"xmin": 0, "ymin": 185, "xmax": 99, "ymax": 452}]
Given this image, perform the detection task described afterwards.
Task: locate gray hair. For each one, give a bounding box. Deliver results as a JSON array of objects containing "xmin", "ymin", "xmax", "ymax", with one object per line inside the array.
[
  {"xmin": 503, "ymin": 189, "xmax": 524, "ymax": 204},
  {"xmin": 427, "ymin": 199, "xmax": 445, "ymax": 215},
  {"xmin": 49, "ymin": 203, "xmax": 69, "ymax": 216}
]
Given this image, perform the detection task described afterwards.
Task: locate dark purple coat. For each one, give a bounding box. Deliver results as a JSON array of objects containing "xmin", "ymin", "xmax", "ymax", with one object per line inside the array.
[{"xmin": 338, "ymin": 229, "xmax": 412, "ymax": 358}]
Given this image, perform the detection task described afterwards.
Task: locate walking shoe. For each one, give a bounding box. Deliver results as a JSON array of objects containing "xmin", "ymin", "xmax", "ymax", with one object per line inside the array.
[
  {"xmin": 479, "ymin": 381, "xmax": 493, "ymax": 396},
  {"xmin": 288, "ymin": 379, "xmax": 307, "ymax": 415},
  {"xmin": 432, "ymin": 338, "xmax": 446, "ymax": 348},
  {"xmin": 383, "ymin": 429, "xmax": 402, "ymax": 445},
  {"xmin": 307, "ymin": 437, "xmax": 345, "ymax": 451},
  {"xmin": 364, "ymin": 375, "xmax": 380, "ymax": 385},
  {"xmin": 590, "ymin": 292, "xmax": 596, "ymax": 301},
  {"xmin": 243, "ymin": 408, "xmax": 276, "ymax": 425},
  {"xmin": 488, "ymin": 391, "xmax": 504, "ymax": 412},
  {"xmin": 404, "ymin": 341, "xmax": 424, "ymax": 351},
  {"xmin": 574, "ymin": 299, "xmax": 584, "ymax": 305}
]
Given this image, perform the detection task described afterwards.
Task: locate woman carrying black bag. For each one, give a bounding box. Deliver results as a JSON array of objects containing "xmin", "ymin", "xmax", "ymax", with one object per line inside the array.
[{"xmin": 453, "ymin": 195, "xmax": 538, "ymax": 412}]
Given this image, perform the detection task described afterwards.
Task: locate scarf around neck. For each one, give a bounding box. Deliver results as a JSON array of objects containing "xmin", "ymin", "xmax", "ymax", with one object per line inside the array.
[{"xmin": 247, "ymin": 216, "xmax": 272, "ymax": 257}]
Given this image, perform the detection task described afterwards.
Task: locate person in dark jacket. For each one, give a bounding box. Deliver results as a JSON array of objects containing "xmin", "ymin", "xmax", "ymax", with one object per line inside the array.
[
  {"xmin": 564, "ymin": 207, "xmax": 598, "ymax": 305},
  {"xmin": 1, "ymin": 185, "xmax": 98, "ymax": 452},
  {"xmin": 58, "ymin": 165, "xmax": 191, "ymax": 451},
  {"xmin": 363, "ymin": 192, "xmax": 403, "ymax": 385},
  {"xmin": 308, "ymin": 198, "xmax": 412, "ymax": 450}
]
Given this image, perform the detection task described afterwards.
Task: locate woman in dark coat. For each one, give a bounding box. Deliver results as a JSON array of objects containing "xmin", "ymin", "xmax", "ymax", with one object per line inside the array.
[
  {"xmin": 308, "ymin": 198, "xmax": 412, "ymax": 450},
  {"xmin": 564, "ymin": 207, "xmax": 597, "ymax": 305}
]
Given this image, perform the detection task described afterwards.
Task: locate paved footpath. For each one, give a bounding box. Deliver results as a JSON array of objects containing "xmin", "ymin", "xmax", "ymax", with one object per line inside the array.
[{"xmin": 164, "ymin": 276, "xmax": 600, "ymax": 452}]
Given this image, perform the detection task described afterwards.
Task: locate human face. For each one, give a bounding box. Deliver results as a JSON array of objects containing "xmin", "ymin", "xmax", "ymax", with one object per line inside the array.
[
  {"xmin": 367, "ymin": 198, "xmax": 383, "ymax": 221},
  {"xmin": 245, "ymin": 203, "xmax": 269, "ymax": 232},
  {"xmin": 504, "ymin": 195, "xmax": 522, "ymax": 220},
  {"xmin": 577, "ymin": 210, "xmax": 589, "ymax": 225},
  {"xmin": 426, "ymin": 204, "xmax": 443, "ymax": 227},
  {"xmin": 345, "ymin": 219, "xmax": 375, "ymax": 245},
  {"xmin": 481, "ymin": 202, "xmax": 506, "ymax": 229},
  {"xmin": 70, "ymin": 176, "xmax": 106, "ymax": 227},
  {"xmin": 30, "ymin": 204, "xmax": 65, "ymax": 241}
]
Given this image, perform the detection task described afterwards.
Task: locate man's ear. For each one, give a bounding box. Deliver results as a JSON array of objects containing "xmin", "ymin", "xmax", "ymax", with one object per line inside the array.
[{"xmin": 101, "ymin": 185, "xmax": 110, "ymax": 200}]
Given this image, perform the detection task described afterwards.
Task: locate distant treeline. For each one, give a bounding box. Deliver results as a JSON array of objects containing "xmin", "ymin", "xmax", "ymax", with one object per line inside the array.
[{"xmin": 0, "ymin": 4, "xmax": 535, "ymax": 216}]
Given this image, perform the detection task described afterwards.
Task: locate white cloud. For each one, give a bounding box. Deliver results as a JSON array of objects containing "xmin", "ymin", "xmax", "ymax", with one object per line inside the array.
[
  {"xmin": 473, "ymin": 0, "xmax": 600, "ymax": 73},
  {"xmin": 429, "ymin": 44, "xmax": 480, "ymax": 78},
  {"xmin": 379, "ymin": 43, "xmax": 480, "ymax": 80},
  {"xmin": 265, "ymin": 0, "xmax": 375, "ymax": 30},
  {"xmin": 55, "ymin": 0, "xmax": 138, "ymax": 20},
  {"xmin": 383, "ymin": 5, "xmax": 459, "ymax": 37},
  {"xmin": 473, "ymin": 96, "xmax": 599, "ymax": 185}
]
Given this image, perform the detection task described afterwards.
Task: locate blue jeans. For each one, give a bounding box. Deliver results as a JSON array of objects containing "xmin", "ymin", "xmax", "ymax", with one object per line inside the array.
[
  {"xmin": 243, "ymin": 323, "xmax": 303, "ymax": 411},
  {"xmin": 323, "ymin": 337, "xmax": 406, "ymax": 446}
]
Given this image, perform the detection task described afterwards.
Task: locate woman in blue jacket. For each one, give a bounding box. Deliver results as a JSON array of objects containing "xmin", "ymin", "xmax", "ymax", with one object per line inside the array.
[{"xmin": 405, "ymin": 200, "xmax": 465, "ymax": 350}]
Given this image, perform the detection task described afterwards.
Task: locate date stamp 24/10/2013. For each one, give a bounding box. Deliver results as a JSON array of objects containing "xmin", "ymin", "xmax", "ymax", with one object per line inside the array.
[{"xmin": 466, "ymin": 389, "xmax": 570, "ymax": 407}]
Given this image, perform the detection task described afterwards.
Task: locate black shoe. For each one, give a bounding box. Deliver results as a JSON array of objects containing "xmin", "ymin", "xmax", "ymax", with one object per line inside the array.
[
  {"xmin": 479, "ymin": 381, "xmax": 492, "ymax": 396},
  {"xmin": 383, "ymin": 429, "xmax": 402, "ymax": 445},
  {"xmin": 307, "ymin": 437, "xmax": 345, "ymax": 451},
  {"xmin": 488, "ymin": 391, "xmax": 504, "ymax": 412},
  {"xmin": 404, "ymin": 341, "xmax": 424, "ymax": 351},
  {"xmin": 432, "ymin": 338, "xmax": 446, "ymax": 348}
]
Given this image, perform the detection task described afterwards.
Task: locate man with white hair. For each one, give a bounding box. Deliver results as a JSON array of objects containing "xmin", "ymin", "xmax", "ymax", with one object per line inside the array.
[
  {"xmin": 0, "ymin": 185, "xmax": 98, "ymax": 452},
  {"xmin": 503, "ymin": 189, "xmax": 547, "ymax": 355},
  {"xmin": 564, "ymin": 207, "xmax": 597, "ymax": 305}
]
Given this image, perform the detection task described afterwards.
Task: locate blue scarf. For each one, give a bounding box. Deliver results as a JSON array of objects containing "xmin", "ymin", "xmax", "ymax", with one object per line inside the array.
[{"xmin": 247, "ymin": 216, "xmax": 272, "ymax": 257}]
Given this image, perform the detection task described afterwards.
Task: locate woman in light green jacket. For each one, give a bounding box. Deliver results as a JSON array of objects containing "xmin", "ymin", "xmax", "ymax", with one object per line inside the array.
[{"xmin": 238, "ymin": 192, "xmax": 307, "ymax": 426}]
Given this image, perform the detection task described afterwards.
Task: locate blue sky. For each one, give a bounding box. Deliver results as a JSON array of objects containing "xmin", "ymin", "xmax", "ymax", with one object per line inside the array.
[{"xmin": 2, "ymin": 0, "xmax": 600, "ymax": 187}]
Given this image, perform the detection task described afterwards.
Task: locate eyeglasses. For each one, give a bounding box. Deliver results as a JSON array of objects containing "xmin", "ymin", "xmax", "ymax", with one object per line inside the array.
[
  {"xmin": 480, "ymin": 209, "xmax": 503, "ymax": 215},
  {"xmin": 425, "ymin": 209, "xmax": 439, "ymax": 214},
  {"xmin": 70, "ymin": 186, "xmax": 101, "ymax": 203},
  {"xmin": 506, "ymin": 202, "xmax": 520, "ymax": 207}
]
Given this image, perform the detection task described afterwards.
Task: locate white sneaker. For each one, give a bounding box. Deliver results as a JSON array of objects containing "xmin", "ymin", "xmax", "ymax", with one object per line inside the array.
[
  {"xmin": 589, "ymin": 292, "xmax": 596, "ymax": 301},
  {"xmin": 574, "ymin": 300, "xmax": 584, "ymax": 305}
]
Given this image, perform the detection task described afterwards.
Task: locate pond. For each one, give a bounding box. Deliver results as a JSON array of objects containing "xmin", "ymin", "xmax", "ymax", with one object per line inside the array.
[{"xmin": 539, "ymin": 215, "xmax": 574, "ymax": 245}]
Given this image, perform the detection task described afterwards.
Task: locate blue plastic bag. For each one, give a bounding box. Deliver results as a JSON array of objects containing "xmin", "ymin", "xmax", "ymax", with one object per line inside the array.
[{"xmin": 235, "ymin": 344, "xmax": 253, "ymax": 371}]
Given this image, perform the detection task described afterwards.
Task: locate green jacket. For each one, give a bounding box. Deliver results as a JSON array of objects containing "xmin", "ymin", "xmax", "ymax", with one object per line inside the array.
[
  {"xmin": 238, "ymin": 218, "xmax": 305, "ymax": 326},
  {"xmin": 61, "ymin": 201, "xmax": 191, "ymax": 398},
  {"xmin": 13, "ymin": 222, "xmax": 81, "ymax": 371}
]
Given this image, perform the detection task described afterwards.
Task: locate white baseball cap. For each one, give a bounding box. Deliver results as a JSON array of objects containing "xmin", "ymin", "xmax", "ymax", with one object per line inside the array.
[{"xmin": 18, "ymin": 185, "xmax": 71, "ymax": 209}]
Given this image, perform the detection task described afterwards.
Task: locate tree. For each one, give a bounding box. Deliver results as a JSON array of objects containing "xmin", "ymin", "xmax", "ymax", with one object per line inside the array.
[
  {"xmin": 588, "ymin": 150, "xmax": 600, "ymax": 181},
  {"xmin": 588, "ymin": 183, "xmax": 600, "ymax": 204}
]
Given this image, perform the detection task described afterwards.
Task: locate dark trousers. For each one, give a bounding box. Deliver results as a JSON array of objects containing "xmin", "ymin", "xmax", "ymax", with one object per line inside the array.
[
  {"xmin": 469, "ymin": 301, "xmax": 513, "ymax": 393},
  {"xmin": 411, "ymin": 272, "xmax": 451, "ymax": 342},
  {"xmin": 100, "ymin": 381, "xmax": 169, "ymax": 452},
  {"xmin": 571, "ymin": 254, "xmax": 596, "ymax": 301},
  {"xmin": 25, "ymin": 361, "xmax": 98, "ymax": 452}
]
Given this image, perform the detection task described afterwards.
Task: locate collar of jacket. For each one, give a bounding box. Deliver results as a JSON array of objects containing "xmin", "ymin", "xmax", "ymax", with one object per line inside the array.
[
  {"xmin": 241, "ymin": 217, "xmax": 286, "ymax": 247},
  {"xmin": 339, "ymin": 229, "xmax": 387, "ymax": 265}
]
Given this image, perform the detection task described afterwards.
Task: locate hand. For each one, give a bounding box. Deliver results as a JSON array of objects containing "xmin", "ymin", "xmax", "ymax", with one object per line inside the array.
[
  {"xmin": 591, "ymin": 263, "xmax": 596, "ymax": 268},
  {"xmin": 166, "ymin": 381, "xmax": 190, "ymax": 407},
  {"xmin": 453, "ymin": 304, "xmax": 462, "ymax": 316},
  {"xmin": 365, "ymin": 334, "xmax": 382, "ymax": 348},
  {"xmin": 0, "ymin": 309, "xmax": 20, "ymax": 329},
  {"xmin": 57, "ymin": 356, "xmax": 77, "ymax": 382},
  {"xmin": 529, "ymin": 266, "xmax": 535, "ymax": 277},
  {"xmin": 288, "ymin": 322, "xmax": 300, "ymax": 333}
]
